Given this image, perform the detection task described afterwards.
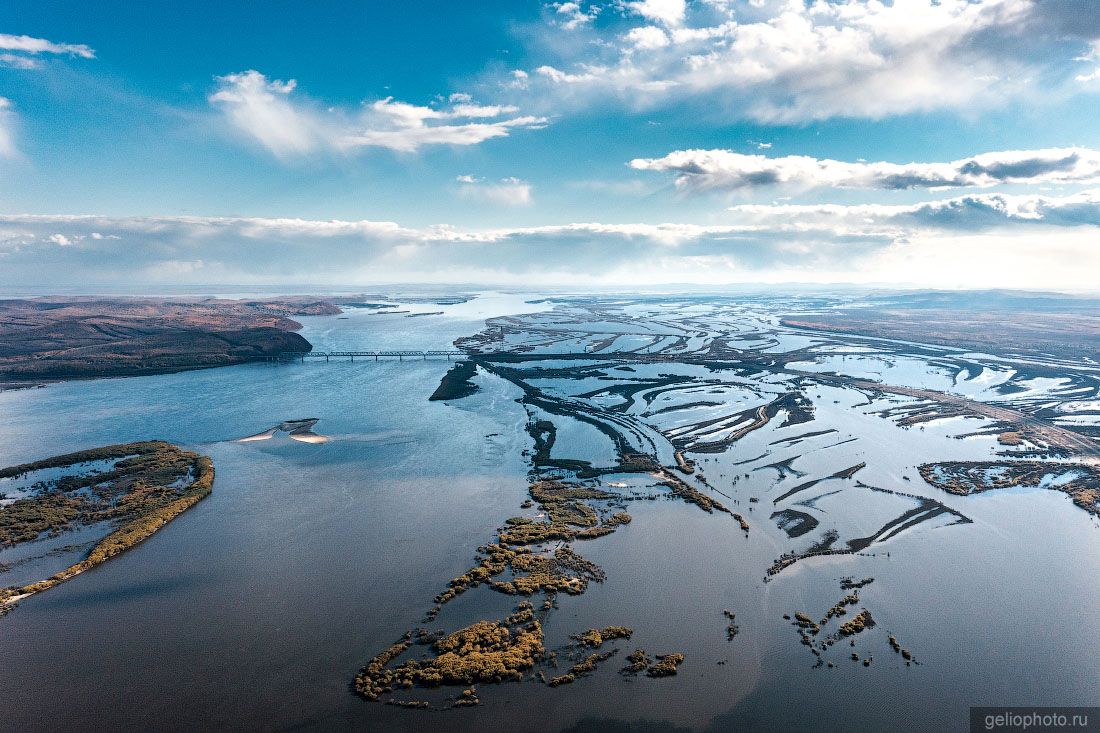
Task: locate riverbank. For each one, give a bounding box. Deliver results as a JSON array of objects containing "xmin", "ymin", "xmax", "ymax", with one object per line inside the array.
[{"xmin": 0, "ymin": 296, "xmax": 336, "ymax": 383}]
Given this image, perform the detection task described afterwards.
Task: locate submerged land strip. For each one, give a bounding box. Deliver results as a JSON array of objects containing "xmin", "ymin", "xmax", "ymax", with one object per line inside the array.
[{"xmin": 0, "ymin": 441, "xmax": 213, "ymax": 616}]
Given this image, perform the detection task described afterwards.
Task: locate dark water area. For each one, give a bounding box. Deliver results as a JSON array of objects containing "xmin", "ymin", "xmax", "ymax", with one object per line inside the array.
[{"xmin": 1, "ymin": 294, "xmax": 1099, "ymax": 732}]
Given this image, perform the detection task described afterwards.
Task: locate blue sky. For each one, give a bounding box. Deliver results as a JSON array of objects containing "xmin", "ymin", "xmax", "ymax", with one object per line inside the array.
[{"xmin": 1, "ymin": 0, "xmax": 1099, "ymax": 289}]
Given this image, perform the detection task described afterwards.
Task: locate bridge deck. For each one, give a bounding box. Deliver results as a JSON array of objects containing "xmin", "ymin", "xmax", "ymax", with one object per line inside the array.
[
  {"xmin": 269, "ymin": 350, "xmax": 467, "ymax": 361},
  {"xmin": 268, "ymin": 350, "xmax": 705, "ymax": 362}
]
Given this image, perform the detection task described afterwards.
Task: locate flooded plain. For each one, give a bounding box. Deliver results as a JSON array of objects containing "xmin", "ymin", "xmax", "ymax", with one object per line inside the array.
[{"xmin": 1, "ymin": 293, "xmax": 1099, "ymax": 732}]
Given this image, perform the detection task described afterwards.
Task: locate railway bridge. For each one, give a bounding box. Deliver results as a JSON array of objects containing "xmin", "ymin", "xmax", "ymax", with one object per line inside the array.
[{"xmin": 268, "ymin": 350, "xmax": 467, "ymax": 362}]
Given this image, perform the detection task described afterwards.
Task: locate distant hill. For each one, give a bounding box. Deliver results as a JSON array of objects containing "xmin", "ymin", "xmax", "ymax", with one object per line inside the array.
[{"xmin": 0, "ymin": 296, "xmax": 339, "ymax": 382}]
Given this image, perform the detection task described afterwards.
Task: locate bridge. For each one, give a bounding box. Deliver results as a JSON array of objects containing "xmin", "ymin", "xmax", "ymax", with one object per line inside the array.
[
  {"xmin": 268, "ymin": 350, "xmax": 466, "ymax": 362},
  {"xmin": 268, "ymin": 349, "xmax": 712, "ymax": 364},
  {"xmin": 267, "ymin": 349, "xmax": 692, "ymax": 363}
]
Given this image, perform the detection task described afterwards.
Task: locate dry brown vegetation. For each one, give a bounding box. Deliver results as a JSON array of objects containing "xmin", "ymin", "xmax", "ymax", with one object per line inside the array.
[
  {"xmin": 497, "ymin": 480, "xmax": 613, "ymax": 545},
  {"xmin": 355, "ymin": 604, "xmax": 545, "ymax": 702},
  {"xmin": 549, "ymin": 650, "xmax": 617, "ymax": 687},
  {"xmin": 839, "ymin": 609, "xmax": 875, "ymax": 636},
  {"xmin": 493, "ymin": 546, "xmax": 605, "ymax": 596},
  {"xmin": 574, "ymin": 626, "xmax": 634, "ymax": 648},
  {"xmin": 823, "ymin": 594, "xmax": 860, "ymax": 623},
  {"xmin": 435, "ymin": 542, "xmax": 604, "ymax": 605},
  {"xmin": 646, "ymin": 653, "xmax": 685, "ymax": 677},
  {"xmin": 621, "ymin": 648, "xmax": 651, "ymax": 674},
  {"xmin": 431, "ymin": 477, "xmax": 618, "ymax": 616}
]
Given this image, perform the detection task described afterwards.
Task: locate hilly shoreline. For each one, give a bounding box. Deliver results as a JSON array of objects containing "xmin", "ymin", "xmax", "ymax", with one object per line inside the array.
[{"xmin": 0, "ymin": 296, "xmax": 338, "ymax": 384}]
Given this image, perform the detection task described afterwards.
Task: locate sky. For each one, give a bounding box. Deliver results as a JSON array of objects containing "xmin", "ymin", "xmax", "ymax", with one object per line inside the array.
[{"xmin": 1, "ymin": 0, "xmax": 1099, "ymax": 291}]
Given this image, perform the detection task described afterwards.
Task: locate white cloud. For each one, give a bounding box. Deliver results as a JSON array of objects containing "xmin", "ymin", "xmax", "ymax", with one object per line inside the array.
[
  {"xmin": 631, "ymin": 147, "xmax": 1100, "ymax": 193},
  {"xmin": 0, "ymin": 33, "xmax": 95, "ymax": 58},
  {"xmin": 534, "ymin": 65, "xmax": 600, "ymax": 84},
  {"xmin": 0, "ymin": 53, "xmax": 41, "ymax": 69},
  {"xmin": 626, "ymin": 0, "xmax": 686, "ymax": 27},
  {"xmin": 515, "ymin": 0, "xmax": 1083, "ymax": 122},
  {"xmin": 346, "ymin": 98, "xmax": 545, "ymax": 153},
  {"xmin": 0, "ymin": 33, "xmax": 94, "ymax": 70},
  {"xmin": 209, "ymin": 71, "xmax": 321, "ymax": 157},
  {"xmin": 456, "ymin": 175, "xmax": 534, "ymax": 206},
  {"xmin": 552, "ymin": 2, "xmax": 600, "ymax": 29},
  {"xmin": 625, "ymin": 25, "xmax": 671, "ymax": 50},
  {"xmin": 210, "ymin": 70, "xmax": 547, "ymax": 157},
  {"xmin": 727, "ymin": 189, "xmax": 1100, "ymax": 231}
]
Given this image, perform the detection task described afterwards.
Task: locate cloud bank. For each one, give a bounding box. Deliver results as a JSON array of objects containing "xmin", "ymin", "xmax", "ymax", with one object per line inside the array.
[
  {"xmin": 728, "ymin": 189, "xmax": 1100, "ymax": 229},
  {"xmin": 2, "ymin": 188, "xmax": 1098, "ymax": 290},
  {"xmin": 631, "ymin": 147, "xmax": 1100, "ymax": 193}
]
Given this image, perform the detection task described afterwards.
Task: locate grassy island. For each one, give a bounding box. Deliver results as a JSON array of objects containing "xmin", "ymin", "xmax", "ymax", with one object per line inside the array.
[
  {"xmin": 0, "ymin": 441, "xmax": 213, "ymax": 614},
  {"xmin": 355, "ymin": 603, "xmax": 545, "ymax": 703}
]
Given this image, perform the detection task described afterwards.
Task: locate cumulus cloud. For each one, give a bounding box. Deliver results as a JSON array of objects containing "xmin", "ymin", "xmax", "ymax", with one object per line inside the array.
[
  {"xmin": 456, "ymin": 175, "xmax": 534, "ymax": 206},
  {"xmin": 627, "ymin": 0, "xmax": 687, "ymax": 27},
  {"xmin": 514, "ymin": 0, "xmax": 1090, "ymax": 122},
  {"xmin": 631, "ymin": 147, "xmax": 1100, "ymax": 193},
  {"xmin": 2, "ymin": 192, "xmax": 1099, "ymax": 289},
  {"xmin": 209, "ymin": 70, "xmax": 547, "ymax": 157},
  {"xmin": 552, "ymin": 2, "xmax": 600, "ymax": 29},
  {"xmin": 0, "ymin": 33, "xmax": 94, "ymax": 69}
]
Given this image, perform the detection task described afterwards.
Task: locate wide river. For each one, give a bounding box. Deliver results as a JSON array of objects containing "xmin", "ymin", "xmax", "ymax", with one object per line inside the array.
[{"xmin": 1, "ymin": 293, "xmax": 1099, "ymax": 732}]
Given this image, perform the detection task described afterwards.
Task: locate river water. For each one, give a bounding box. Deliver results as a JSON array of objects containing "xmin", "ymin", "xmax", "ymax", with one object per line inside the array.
[{"xmin": 1, "ymin": 293, "xmax": 1099, "ymax": 732}]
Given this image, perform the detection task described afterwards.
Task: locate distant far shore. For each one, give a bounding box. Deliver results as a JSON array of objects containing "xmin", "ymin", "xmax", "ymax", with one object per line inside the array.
[{"xmin": 0, "ymin": 296, "xmax": 337, "ymax": 384}]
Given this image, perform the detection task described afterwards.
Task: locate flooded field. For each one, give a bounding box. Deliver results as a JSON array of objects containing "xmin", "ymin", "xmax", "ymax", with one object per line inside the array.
[{"xmin": 1, "ymin": 293, "xmax": 1099, "ymax": 731}]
